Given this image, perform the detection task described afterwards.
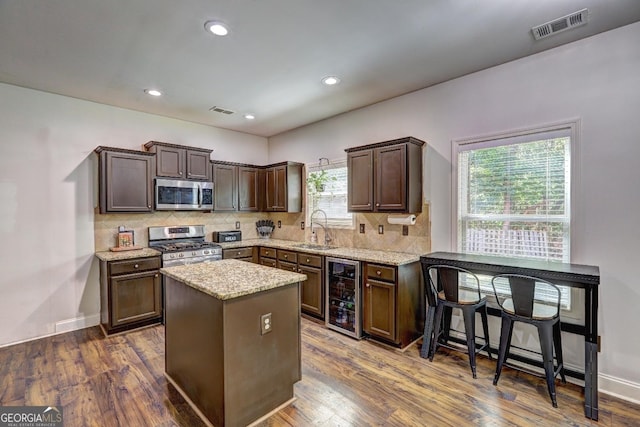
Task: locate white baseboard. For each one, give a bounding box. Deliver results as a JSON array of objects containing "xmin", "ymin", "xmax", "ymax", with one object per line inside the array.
[
  {"xmin": 54, "ymin": 313, "xmax": 100, "ymax": 334},
  {"xmin": 599, "ymin": 373, "xmax": 640, "ymax": 405},
  {"xmin": 0, "ymin": 314, "xmax": 101, "ymax": 349},
  {"xmin": 443, "ymin": 329, "xmax": 640, "ymax": 404}
]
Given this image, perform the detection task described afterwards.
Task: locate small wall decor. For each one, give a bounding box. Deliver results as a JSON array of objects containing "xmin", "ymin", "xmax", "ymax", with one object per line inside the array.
[{"xmin": 117, "ymin": 230, "xmax": 135, "ymax": 248}]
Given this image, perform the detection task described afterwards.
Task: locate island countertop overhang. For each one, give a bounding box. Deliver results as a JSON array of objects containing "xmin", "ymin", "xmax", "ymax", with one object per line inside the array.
[{"xmin": 160, "ymin": 259, "xmax": 307, "ymax": 300}]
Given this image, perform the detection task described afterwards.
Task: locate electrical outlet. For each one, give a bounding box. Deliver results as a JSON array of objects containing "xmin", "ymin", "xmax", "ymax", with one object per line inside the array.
[
  {"xmin": 235, "ymin": 221, "xmax": 240, "ymax": 230},
  {"xmin": 277, "ymin": 220, "xmax": 282, "ymax": 228},
  {"xmin": 261, "ymin": 313, "xmax": 272, "ymax": 335},
  {"xmin": 359, "ymin": 223, "xmax": 365, "ymax": 234},
  {"xmin": 402, "ymin": 225, "xmax": 409, "ymax": 236},
  {"xmin": 301, "ymin": 221, "xmax": 305, "ymax": 230},
  {"xmin": 378, "ymin": 225, "xmax": 384, "ymax": 234}
]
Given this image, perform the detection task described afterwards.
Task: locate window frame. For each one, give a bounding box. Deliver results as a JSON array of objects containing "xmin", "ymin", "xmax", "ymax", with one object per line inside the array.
[
  {"xmin": 305, "ymin": 158, "xmax": 355, "ymax": 230},
  {"xmin": 451, "ymin": 119, "xmax": 583, "ymax": 321}
]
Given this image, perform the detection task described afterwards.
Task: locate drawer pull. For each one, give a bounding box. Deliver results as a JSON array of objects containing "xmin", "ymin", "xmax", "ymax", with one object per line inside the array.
[
  {"xmin": 134, "ymin": 264, "xmax": 139, "ymax": 269},
  {"xmin": 306, "ymin": 258, "xmax": 310, "ymax": 263},
  {"xmin": 237, "ymin": 251, "xmax": 242, "ymax": 255},
  {"xmin": 284, "ymin": 254, "xmax": 288, "ymax": 259},
  {"xmin": 376, "ymin": 270, "xmax": 381, "ymax": 276}
]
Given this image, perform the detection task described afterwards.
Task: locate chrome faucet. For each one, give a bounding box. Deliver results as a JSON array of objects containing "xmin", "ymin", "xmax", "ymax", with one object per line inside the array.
[{"xmin": 310, "ymin": 209, "xmax": 332, "ymax": 246}]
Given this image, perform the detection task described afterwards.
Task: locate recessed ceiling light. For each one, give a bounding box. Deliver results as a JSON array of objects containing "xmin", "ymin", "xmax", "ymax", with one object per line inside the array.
[
  {"xmin": 205, "ymin": 20, "xmax": 229, "ymax": 36},
  {"xmin": 244, "ymin": 114, "xmax": 256, "ymax": 120},
  {"xmin": 322, "ymin": 76, "xmax": 340, "ymax": 86},
  {"xmin": 144, "ymin": 89, "xmax": 162, "ymax": 97}
]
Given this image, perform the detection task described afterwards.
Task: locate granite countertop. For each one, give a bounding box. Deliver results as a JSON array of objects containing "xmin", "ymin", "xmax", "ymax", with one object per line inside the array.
[
  {"xmin": 161, "ymin": 259, "xmax": 307, "ymax": 300},
  {"xmin": 95, "ymin": 247, "xmax": 161, "ymax": 262},
  {"xmin": 218, "ymin": 238, "xmax": 420, "ymax": 266}
]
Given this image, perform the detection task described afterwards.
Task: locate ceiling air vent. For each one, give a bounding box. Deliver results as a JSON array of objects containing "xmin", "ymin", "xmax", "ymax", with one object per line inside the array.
[
  {"xmin": 209, "ymin": 106, "xmax": 235, "ymax": 115},
  {"xmin": 532, "ymin": 8, "xmax": 588, "ymax": 41}
]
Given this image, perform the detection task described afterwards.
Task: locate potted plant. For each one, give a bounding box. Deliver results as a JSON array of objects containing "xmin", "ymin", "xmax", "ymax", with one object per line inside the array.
[{"xmin": 307, "ymin": 170, "xmax": 336, "ymax": 195}]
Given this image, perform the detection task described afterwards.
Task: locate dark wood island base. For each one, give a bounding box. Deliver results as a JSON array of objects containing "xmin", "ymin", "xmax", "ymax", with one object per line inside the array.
[{"xmin": 163, "ymin": 260, "xmax": 304, "ymax": 427}]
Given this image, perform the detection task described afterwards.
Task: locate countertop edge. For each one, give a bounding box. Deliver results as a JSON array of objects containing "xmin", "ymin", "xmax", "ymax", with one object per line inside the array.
[
  {"xmin": 218, "ymin": 239, "xmax": 420, "ymax": 266},
  {"xmin": 95, "ymin": 248, "xmax": 162, "ymax": 261},
  {"xmin": 161, "ymin": 259, "xmax": 307, "ymax": 300}
]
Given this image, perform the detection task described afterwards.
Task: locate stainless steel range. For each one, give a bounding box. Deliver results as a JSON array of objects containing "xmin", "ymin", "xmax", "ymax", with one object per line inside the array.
[{"xmin": 149, "ymin": 225, "xmax": 222, "ymax": 267}]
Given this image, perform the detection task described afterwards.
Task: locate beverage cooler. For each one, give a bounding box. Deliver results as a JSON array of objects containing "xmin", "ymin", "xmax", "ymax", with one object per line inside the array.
[{"xmin": 326, "ymin": 257, "xmax": 361, "ymax": 339}]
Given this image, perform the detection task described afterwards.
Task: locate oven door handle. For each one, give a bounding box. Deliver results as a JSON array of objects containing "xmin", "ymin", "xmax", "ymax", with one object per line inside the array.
[{"xmin": 197, "ymin": 185, "xmax": 202, "ymax": 208}]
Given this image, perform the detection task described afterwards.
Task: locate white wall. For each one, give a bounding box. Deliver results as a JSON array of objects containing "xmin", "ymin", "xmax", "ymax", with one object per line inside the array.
[
  {"xmin": 270, "ymin": 23, "xmax": 640, "ymax": 400},
  {"xmin": 0, "ymin": 83, "xmax": 268, "ymax": 346}
]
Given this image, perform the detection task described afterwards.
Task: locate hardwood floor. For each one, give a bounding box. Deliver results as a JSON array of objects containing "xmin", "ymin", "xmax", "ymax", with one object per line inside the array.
[{"xmin": 1, "ymin": 318, "xmax": 639, "ymax": 426}]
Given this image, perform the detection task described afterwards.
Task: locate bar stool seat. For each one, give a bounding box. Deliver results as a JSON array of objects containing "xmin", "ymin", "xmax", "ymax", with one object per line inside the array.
[{"xmin": 491, "ymin": 273, "xmax": 566, "ymax": 408}]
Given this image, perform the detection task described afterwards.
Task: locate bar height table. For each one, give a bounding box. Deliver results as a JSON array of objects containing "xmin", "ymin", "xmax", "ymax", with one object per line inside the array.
[{"xmin": 420, "ymin": 252, "xmax": 600, "ymax": 420}]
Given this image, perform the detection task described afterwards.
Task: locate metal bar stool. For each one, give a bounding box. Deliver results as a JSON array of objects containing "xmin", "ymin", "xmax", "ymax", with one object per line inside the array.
[
  {"xmin": 426, "ymin": 265, "xmax": 491, "ymax": 378},
  {"xmin": 491, "ymin": 273, "xmax": 566, "ymax": 407}
]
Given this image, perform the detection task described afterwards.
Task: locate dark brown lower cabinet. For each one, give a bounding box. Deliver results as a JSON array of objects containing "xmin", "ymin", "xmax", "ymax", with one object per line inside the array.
[
  {"xmin": 99, "ymin": 256, "xmax": 162, "ymax": 335},
  {"xmin": 270, "ymin": 249, "xmax": 325, "ymax": 320},
  {"xmin": 222, "ymin": 247, "xmax": 257, "ymax": 263},
  {"xmin": 363, "ymin": 277, "xmax": 396, "ymax": 342},
  {"xmin": 298, "ymin": 264, "xmax": 324, "ymax": 318},
  {"xmin": 362, "ymin": 261, "xmax": 423, "ymax": 348},
  {"xmin": 259, "ymin": 247, "xmax": 278, "ymax": 268}
]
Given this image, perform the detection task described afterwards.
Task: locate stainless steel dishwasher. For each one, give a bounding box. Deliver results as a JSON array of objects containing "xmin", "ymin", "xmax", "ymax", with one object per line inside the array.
[{"xmin": 326, "ymin": 257, "xmax": 362, "ymax": 339}]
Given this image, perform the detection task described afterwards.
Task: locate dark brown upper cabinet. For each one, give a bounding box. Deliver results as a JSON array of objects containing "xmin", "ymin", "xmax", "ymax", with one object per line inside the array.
[
  {"xmin": 212, "ymin": 162, "xmax": 238, "ymax": 211},
  {"xmin": 238, "ymin": 166, "xmax": 260, "ymax": 211},
  {"xmin": 264, "ymin": 162, "xmax": 303, "ymax": 212},
  {"xmin": 144, "ymin": 141, "xmax": 212, "ymax": 181},
  {"xmin": 94, "ymin": 146, "xmax": 155, "ymax": 214},
  {"xmin": 211, "ymin": 162, "xmax": 261, "ymax": 212},
  {"xmin": 346, "ymin": 137, "xmax": 424, "ymax": 213}
]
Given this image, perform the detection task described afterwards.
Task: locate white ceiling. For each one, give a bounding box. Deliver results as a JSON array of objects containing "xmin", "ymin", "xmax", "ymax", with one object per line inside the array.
[{"xmin": 1, "ymin": 1, "xmax": 639, "ymax": 137}]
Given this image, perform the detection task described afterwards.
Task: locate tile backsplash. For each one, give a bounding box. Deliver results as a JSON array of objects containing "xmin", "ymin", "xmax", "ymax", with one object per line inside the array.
[{"xmin": 95, "ymin": 205, "xmax": 431, "ymax": 255}]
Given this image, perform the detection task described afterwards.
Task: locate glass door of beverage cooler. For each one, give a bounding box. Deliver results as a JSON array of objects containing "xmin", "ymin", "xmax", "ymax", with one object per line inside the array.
[{"xmin": 326, "ymin": 257, "xmax": 361, "ymax": 339}]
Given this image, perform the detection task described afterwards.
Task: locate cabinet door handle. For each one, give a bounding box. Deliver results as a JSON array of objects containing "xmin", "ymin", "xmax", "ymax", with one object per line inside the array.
[
  {"xmin": 366, "ymin": 283, "xmax": 370, "ymax": 288},
  {"xmin": 298, "ymin": 268, "xmax": 303, "ymax": 273},
  {"xmin": 179, "ymin": 171, "xmax": 183, "ymax": 175},
  {"xmin": 376, "ymin": 203, "xmax": 380, "ymax": 207},
  {"xmin": 154, "ymin": 274, "xmax": 159, "ymax": 278}
]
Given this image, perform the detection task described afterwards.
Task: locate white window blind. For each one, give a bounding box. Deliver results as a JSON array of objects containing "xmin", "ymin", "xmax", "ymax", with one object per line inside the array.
[
  {"xmin": 455, "ymin": 125, "xmax": 573, "ymax": 309},
  {"xmin": 306, "ymin": 160, "xmax": 354, "ymax": 228}
]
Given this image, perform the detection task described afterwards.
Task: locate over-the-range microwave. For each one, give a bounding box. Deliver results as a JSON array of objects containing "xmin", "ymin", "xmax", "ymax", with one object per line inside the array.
[{"xmin": 155, "ymin": 178, "xmax": 213, "ymax": 211}]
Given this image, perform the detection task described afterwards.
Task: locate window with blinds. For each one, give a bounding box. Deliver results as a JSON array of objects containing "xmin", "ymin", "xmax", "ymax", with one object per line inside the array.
[
  {"xmin": 306, "ymin": 160, "xmax": 354, "ymax": 228},
  {"xmin": 454, "ymin": 124, "xmax": 575, "ymax": 309}
]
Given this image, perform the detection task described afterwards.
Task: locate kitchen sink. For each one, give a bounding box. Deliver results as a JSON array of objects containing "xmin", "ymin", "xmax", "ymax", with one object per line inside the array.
[{"xmin": 292, "ymin": 243, "xmax": 338, "ymax": 251}]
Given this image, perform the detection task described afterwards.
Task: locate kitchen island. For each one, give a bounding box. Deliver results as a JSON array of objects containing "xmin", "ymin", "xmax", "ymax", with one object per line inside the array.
[{"xmin": 161, "ymin": 259, "xmax": 307, "ymax": 427}]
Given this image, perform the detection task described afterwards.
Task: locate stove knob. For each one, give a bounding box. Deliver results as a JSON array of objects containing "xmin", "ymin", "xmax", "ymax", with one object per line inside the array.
[
  {"xmin": 179, "ymin": 253, "xmax": 184, "ymax": 258},
  {"xmin": 170, "ymin": 254, "xmax": 175, "ymax": 259},
  {"xmin": 192, "ymin": 251, "xmax": 197, "ymax": 256},
  {"xmin": 203, "ymin": 250, "xmax": 210, "ymax": 255}
]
